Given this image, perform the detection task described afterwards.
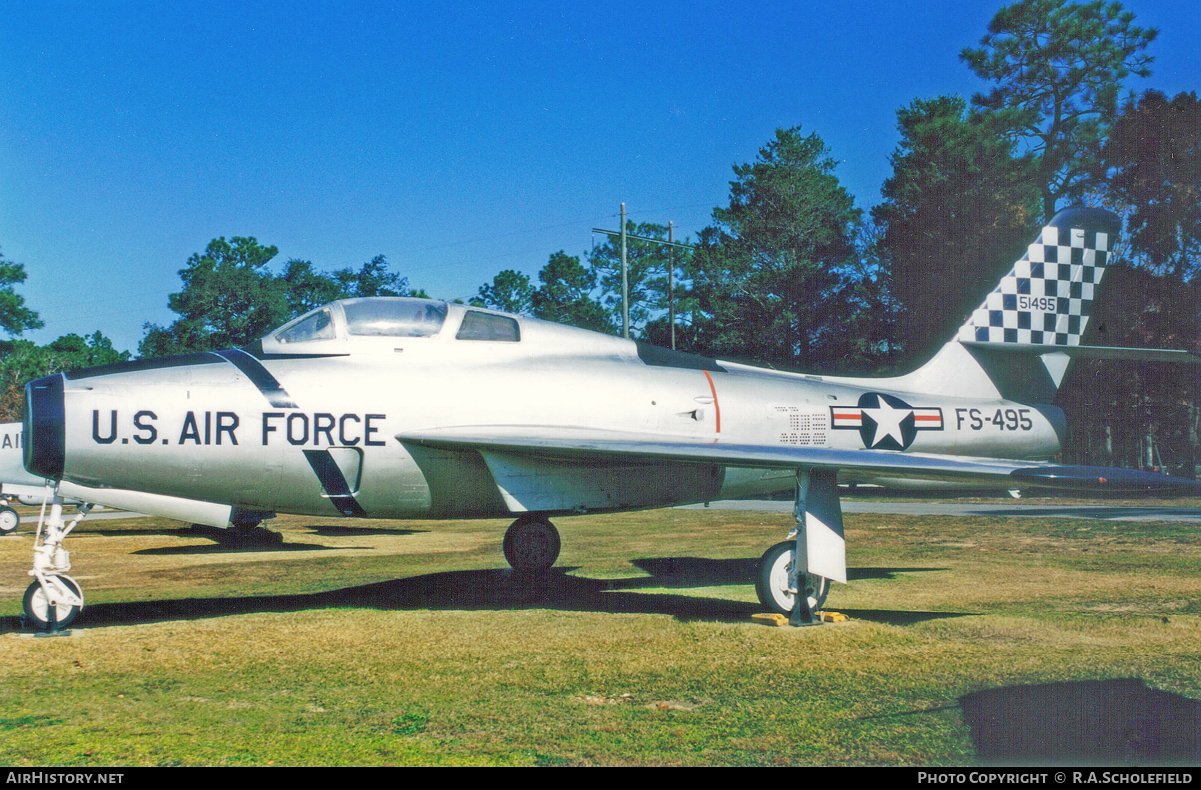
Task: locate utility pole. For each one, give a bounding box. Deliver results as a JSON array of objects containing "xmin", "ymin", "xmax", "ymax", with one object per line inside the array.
[
  {"xmin": 620, "ymin": 203, "xmax": 629, "ymax": 338},
  {"xmin": 593, "ymin": 205, "xmax": 694, "ymax": 344},
  {"xmin": 668, "ymin": 221, "xmax": 675, "ymax": 350}
]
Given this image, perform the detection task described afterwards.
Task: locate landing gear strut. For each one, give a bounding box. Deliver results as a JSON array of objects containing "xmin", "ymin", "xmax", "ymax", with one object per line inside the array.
[
  {"xmin": 754, "ymin": 469, "xmax": 845, "ymax": 626},
  {"xmin": 24, "ymin": 492, "xmax": 92, "ymax": 631},
  {"xmin": 503, "ymin": 515, "xmax": 560, "ymax": 572}
]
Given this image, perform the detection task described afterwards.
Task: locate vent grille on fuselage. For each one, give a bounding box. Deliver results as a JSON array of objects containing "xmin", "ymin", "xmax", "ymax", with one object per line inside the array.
[{"xmin": 774, "ymin": 406, "xmax": 828, "ymax": 446}]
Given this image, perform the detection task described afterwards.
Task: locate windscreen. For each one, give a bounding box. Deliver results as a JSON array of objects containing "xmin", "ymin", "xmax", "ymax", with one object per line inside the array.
[{"xmin": 275, "ymin": 308, "xmax": 336, "ymax": 344}]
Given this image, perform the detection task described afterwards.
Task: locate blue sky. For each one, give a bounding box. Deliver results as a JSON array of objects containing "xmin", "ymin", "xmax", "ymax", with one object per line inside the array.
[{"xmin": 2, "ymin": 0, "xmax": 1197, "ymax": 353}]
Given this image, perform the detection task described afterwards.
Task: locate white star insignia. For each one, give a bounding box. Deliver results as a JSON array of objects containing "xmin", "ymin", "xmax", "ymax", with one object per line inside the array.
[{"xmin": 862, "ymin": 399, "xmax": 910, "ymax": 448}]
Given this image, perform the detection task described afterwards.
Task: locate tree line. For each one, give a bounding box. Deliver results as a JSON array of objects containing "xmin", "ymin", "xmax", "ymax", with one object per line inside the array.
[{"xmin": 1, "ymin": 0, "xmax": 1197, "ymax": 472}]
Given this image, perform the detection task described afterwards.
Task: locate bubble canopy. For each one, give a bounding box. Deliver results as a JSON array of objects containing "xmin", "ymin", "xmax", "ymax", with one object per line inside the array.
[
  {"xmin": 265, "ymin": 298, "xmax": 450, "ymax": 349},
  {"xmin": 342, "ymin": 298, "xmax": 447, "ymax": 338}
]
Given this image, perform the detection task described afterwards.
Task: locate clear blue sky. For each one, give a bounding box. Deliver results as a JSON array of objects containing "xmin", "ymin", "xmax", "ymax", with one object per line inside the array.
[{"xmin": 2, "ymin": 0, "xmax": 1197, "ymax": 353}]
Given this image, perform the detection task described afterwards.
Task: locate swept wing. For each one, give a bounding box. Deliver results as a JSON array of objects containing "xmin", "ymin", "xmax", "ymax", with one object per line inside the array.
[{"xmin": 397, "ymin": 426, "xmax": 1200, "ymax": 495}]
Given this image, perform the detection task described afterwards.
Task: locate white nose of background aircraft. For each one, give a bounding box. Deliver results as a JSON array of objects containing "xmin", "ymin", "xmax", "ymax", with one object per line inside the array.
[{"xmin": 15, "ymin": 207, "xmax": 1201, "ymax": 630}]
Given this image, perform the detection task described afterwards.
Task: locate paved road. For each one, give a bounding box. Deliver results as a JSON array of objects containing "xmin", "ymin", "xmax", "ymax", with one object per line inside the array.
[{"xmin": 683, "ymin": 500, "xmax": 1201, "ymax": 524}]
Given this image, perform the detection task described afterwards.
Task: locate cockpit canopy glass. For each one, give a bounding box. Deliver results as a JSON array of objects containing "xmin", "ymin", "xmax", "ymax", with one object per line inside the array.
[
  {"xmin": 269, "ymin": 298, "xmax": 450, "ymax": 346},
  {"xmin": 342, "ymin": 298, "xmax": 448, "ymax": 338},
  {"xmin": 275, "ymin": 308, "xmax": 335, "ymax": 344}
]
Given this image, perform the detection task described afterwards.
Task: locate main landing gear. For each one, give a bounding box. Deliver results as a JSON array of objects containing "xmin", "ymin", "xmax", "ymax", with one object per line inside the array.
[
  {"xmin": 753, "ymin": 469, "xmax": 845, "ymax": 626},
  {"xmin": 503, "ymin": 515, "xmax": 561, "ymax": 572},
  {"xmin": 23, "ymin": 492, "xmax": 92, "ymax": 630},
  {"xmin": 756, "ymin": 541, "xmax": 830, "ymax": 618}
]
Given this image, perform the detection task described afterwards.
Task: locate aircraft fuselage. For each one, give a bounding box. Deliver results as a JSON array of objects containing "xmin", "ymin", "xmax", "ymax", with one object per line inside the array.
[{"xmin": 27, "ymin": 304, "xmax": 1065, "ymax": 521}]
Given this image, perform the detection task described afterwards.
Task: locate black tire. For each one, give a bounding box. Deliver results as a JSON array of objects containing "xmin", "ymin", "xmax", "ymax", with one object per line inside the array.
[
  {"xmin": 0, "ymin": 505, "xmax": 18, "ymax": 536},
  {"xmin": 23, "ymin": 575, "xmax": 83, "ymax": 629},
  {"xmin": 502, "ymin": 517, "xmax": 561, "ymax": 572},
  {"xmin": 756, "ymin": 541, "xmax": 830, "ymax": 616}
]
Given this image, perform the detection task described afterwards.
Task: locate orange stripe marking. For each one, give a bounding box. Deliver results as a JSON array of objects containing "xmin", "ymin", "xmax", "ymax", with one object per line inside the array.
[{"xmin": 703, "ymin": 370, "xmax": 721, "ymax": 433}]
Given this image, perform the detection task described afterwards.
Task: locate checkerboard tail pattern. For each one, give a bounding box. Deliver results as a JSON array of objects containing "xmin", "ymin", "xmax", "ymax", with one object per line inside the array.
[{"xmin": 957, "ymin": 208, "xmax": 1121, "ymax": 348}]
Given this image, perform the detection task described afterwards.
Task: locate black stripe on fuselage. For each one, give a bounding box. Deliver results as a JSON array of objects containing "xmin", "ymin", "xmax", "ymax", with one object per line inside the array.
[
  {"xmin": 302, "ymin": 450, "xmax": 367, "ymax": 517},
  {"xmin": 64, "ymin": 352, "xmax": 223, "ymax": 380},
  {"xmin": 212, "ymin": 348, "xmax": 369, "ymax": 517},
  {"xmin": 210, "ymin": 348, "xmax": 298, "ymax": 408}
]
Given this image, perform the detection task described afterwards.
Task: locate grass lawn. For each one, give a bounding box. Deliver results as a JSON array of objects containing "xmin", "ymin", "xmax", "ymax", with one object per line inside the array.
[{"xmin": 0, "ymin": 500, "xmax": 1198, "ymax": 766}]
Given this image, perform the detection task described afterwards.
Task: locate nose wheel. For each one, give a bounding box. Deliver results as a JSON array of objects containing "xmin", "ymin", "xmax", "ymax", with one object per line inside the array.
[
  {"xmin": 23, "ymin": 574, "xmax": 83, "ymax": 630},
  {"xmin": 503, "ymin": 516, "xmax": 561, "ymax": 572}
]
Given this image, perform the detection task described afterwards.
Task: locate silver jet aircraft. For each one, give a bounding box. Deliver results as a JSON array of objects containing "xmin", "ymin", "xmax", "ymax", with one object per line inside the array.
[{"xmin": 17, "ymin": 207, "xmax": 1200, "ymax": 629}]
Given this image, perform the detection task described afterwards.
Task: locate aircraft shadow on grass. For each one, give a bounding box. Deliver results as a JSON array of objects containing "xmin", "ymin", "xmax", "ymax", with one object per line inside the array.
[
  {"xmin": 1, "ymin": 557, "xmax": 968, "ymax": 631},
  {"xmin": 866, "ymin": 678, "xmax": 1201, "ymax": 765},
  {"xmin": 132, "ymin": 542, "xmax": 346, "ymax": 556},
  {"xmin": 959, "ymin": 678, "xmax": 1201, "ymax": 766},
  {"xmin": 306, "ymin": 525, "xmax": 428, "ymax": 538},
  {"xmin": 96, "ymin": 524, "xmax": 425, "ymax": 555}
]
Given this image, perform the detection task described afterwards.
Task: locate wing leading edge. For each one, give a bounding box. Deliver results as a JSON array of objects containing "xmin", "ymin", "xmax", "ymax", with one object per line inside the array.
[{"xmin": 397, "ymin": 426, "xmax": 1200, "ymax": 494}]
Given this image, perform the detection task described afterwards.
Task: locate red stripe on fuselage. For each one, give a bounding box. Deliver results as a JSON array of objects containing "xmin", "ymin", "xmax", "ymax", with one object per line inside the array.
[{"xmin": 703, "ymin": 370, "xmax": 721, "ymax": 433}]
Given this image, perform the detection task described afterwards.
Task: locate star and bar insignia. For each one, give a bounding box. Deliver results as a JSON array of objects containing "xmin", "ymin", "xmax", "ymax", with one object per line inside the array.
[{"xmin": 830, "ymin": 392, "xmax": 943, "ymax": 451}]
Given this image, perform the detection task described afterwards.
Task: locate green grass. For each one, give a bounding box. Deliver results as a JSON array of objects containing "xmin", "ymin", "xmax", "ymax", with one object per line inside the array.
[{"xmin": 0, "ymin": 501, "xmax": 1199, "ymax": 766}]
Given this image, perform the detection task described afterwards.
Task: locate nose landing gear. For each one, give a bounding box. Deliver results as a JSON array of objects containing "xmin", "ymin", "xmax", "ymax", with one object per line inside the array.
[
  {"xmin": 23, "ymin": 491, "xmax": 91, "ymax": 631},
  {"xmin": 23, "ymin": 574, "xmax": 83, "ymax": 630}
]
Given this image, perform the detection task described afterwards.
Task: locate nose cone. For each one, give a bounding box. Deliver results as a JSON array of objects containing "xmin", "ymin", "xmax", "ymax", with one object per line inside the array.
[{"xmin": 24, "ymin": 374, "xmax": 65, "ymax": 479}]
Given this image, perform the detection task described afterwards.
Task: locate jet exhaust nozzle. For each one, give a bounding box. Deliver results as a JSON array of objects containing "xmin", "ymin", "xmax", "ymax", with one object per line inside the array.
[{"xmin": 24, "ymin": 374, "xmax": 66, "ymax": 480}]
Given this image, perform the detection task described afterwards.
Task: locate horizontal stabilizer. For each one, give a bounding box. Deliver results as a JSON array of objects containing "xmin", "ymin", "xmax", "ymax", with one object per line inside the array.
[
  {"xmin": 963, "ymin": 342, "xmax": 1200, "ymax": 364},
  {"xmin": 896, "ymin": 207, "xmax": 1143, "ymax": 402}
]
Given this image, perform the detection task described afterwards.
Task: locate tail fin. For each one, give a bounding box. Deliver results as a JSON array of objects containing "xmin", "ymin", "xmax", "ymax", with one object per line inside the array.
[
  {"xmin": 891, "ymin": 207, "xmax": 1196, "ymax": 403},
  {"xmin": 956, "ymin": 207, "xmax": 1119, "ymax": 351}
]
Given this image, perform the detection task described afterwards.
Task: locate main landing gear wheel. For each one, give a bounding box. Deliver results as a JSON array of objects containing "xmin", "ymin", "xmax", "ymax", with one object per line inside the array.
[
  {"xmin": 23, "ymin": 574, "xmax": 83, "ymax": 630},
  {"xmin": 756, "ymin": 541, "xmax": 830, "ymax": 617},
  {"xmin": 503, "ymin": 516, "xmax": 561, "ymax": 572},
  {"xmin": 0, "ymin": 505, "xmax": 18, "ymax": 536}
]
